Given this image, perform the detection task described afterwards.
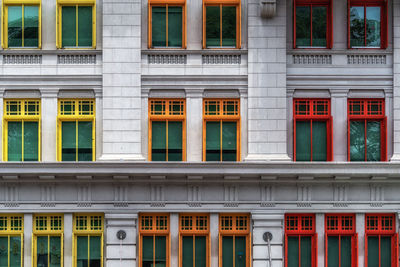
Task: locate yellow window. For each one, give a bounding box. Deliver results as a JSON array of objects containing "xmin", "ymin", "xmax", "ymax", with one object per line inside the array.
[
  {"xmin": 57, "ymin": 99, "xmax": 95, "ymax": 161},
  {"xmin": 56, "ymin": 0, "xmax": 96, "ymax": 48},
  {"xmin": 1, "ymin": 0, "xmax": 42, "ymax": 49},
  {"xmin": 32, "ymin": 214, "xmax": 63, "ymax": 267},
  {"xmin": 73, "ymin": 214, "xmax": 103, "ymax": 267},
  {"xmin": 3, "ymin": 99, "xmax": 41, "ymax": 161},
  {"xmin": 203, "ymin": 99, "xmax": 240, "ymax": 161},
  {"xmin": 0, "ymin": 215, "xmax": 24, "ymax": 267}
]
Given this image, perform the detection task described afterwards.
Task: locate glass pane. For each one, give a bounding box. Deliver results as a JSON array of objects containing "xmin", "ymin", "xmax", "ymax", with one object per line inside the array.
[
  {"xmin": 10, "ymin": 236, "xmax": 21, "ymax": 267},
  {"xmin": 206, "ymin": 6, "xmax": 220, "ymax": 47},
  {"xmin": 152, "ymin": 7, "xmax": 167, "ymax": 47},
  {"xmin": 367, "ymin": 236, "xmax": 379, "ymax": 267},
  {"xmin": 77, "ymin": 236, "xmax": 88, "ymax": 267},
  {"xmin": 195, "ymin": 236, "xmax": 206, "ymax": 267},
  {"xmin": 50, "ymin": 236, "xmax": 61, "ymax": 267},
  {"xmin": 182, "ymin": 236, "xmax": 193, "ymax": 267},
  {"xmin": 381, "ymin": 236, "xmax": 391, "ymax": 267},
  {"xmin": 24, "ymin": 121, "xmax": 39, "ymax": 161},
  {"xmin": 8, "ymin": 6, "xmax": 23, "ymax": 47},
  {"xmin": 287, "ymin": 237, "xmax": 299, "ymax": 267},
  {"xmin": 222, "ymin": 6, "xmax": 236, "ymax": 47},
  {"xmin": 312, "ymin": 121, "xmax": 327, "ymax": 161},
  {"xmin": 327, "ymin": 236, "xmax": 339, "ymax": 267},
  {"xmin": 89, "ymin": 236, "xmax": 101, "ymax": 267},
  {"xmin": 152, "ymin": 121, "xmax": 167, "ymax": 161},
  {"xmin": 206, "ymin": 122, "xmax": 221, "ymax": 161},
  {"xmin": 37, "ymin": 236, "xmax": 48, "ymax": 267},
  {"xmin": 0, "ymin": 237, "xmax": 8, "ymax": 267},
  {"xmin": 62, "ymin": 122, "xmax": 76, "ymax": 161},
  {"xmin": 341, "ymin": 236, "xmax": 352, "ymax": 267},
  {"xmin": 167, "ymin": 121, "xmax": 182, "ymax": 161},
  {"xmin": 350, "ymin": 6, "xmax": 365, "ymax": 47},
  {"xmin": 167, "ymin": 6, "xmax": 182, "ymax": 47},
  {"xmin": 62, "ymin": 6, "xmax": 77, "ymax": 47},
  {"xmin": 312, "ymin": 6, "xmax": 327, "ymax": 47},
  {"xmin": 350, "ymin": 121, "xmax": 365, "ymax": 161},
  {"xmin": 24, "ymin": 6, "xmax": 39, "ymax": 47},
  {"xmin": 222, "ymin": 236, "xmax": 233, "ymax": 267},
  {"xmin": 235, "ymin": 236, "xmax": 246, "ymax": 267},
  {"xmin": 78, "ymin": 121, "xmax": 93, "ymax": 161},
  {"xmin": 296, "ymin": 121, "xmax": 311, "ymax": 161},
  {"xmin": 8, "ymin": 122, "xmax": 22, "ymax": 161},
  {"xmin": 366, "ymin": 7, "xmax": 381, "ymax": 47},
  {"xmin": 155, "ymin": 236, "xmax": 166, "ymax": 267},
  {"xmin": 300, "ymin": 236, "xmax": 311, "ymax": 267},
  {"xmin": 296, "ymin": 6, "xmax": 311, "ymax": 47},
  {"xmin": 77, "ymin": 6, "xmax": 93, "ymax": 47},
  {"xmin": 222, "ymin": 122, "xmax": 237, "ymax": 161},
  {"xmin": 142, "ymin": 236, "xmax": 153, "ymax": 266},
  {"xmin": 366, "ymin": 121, "xmax": 381, "ymax": 161}
]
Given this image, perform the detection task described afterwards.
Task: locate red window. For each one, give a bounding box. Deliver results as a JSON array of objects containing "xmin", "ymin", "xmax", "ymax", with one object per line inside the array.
[
  {"xmin": 293, "ymin": 99, "xmax": 333, "ymax": 161},
  {"xmin": 293, "ymin": 0, "xmax": 333, "ymax": 48},
  {"xmin": 365, "ymin": 214, "xmax": 398, "ymax": 267},
  {"xmin": 325, "ymin": 214, "xmax": 358, "ymax": 267},
  {"xmin": 348, "ymin": 99, "xmax": 387, "ymax": 161},
  {"xmin": 348, "ymin": 0, "xmax": 388, "ymax": 48},
  {"xmin": 285, "ymin": 214, "xmax": 317, "ymax": 267}
]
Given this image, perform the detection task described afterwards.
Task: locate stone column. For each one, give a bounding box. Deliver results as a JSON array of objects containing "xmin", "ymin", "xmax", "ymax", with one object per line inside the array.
[
  {"xmin": 0, "ymin": 90, "xmax": 4, "ymax": 158},
  {"xmin": 391, "ymin": 0, "xmax": 400, "ymax": 161},
  {"xmin": 186, "ymin": 90, "xmax": 203, "ymax": 161},
  {"xmin": 316, "ymin": 214, "xmax": 324, "ymax": 267},
  {"xmin": 23, "ymin": 214, "xmax": 32, "ymax": 267},
  {"xmin": 356, "ymin": 213, "xmax": 365, "ymax": 267},
  {"xmin": 330, "ymin": 90, "xmax": 348, "ymax": 161},
  {"xmin": 40, "ymin": 89, "xmax": 58, "ymax": 161},
  {"xmin": 64, "ymin": 213, "xmax": 73, "ymax": 267},
  {"xmin": 210, "ymin": 213, "xmax": 219, "ymax": 267}
]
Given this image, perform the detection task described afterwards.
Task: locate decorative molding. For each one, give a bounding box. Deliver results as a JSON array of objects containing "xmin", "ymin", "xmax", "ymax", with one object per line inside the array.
[
  {"xmin": 114, "ymin": 185, "xmax": 128, "ymax": 202},
  {"xmin": 77, "ymin": 184, "xmax": 91, "ymax": 202},
  {"xmin": 292, "ymin": 54, "xmax": 332, "ymax": 65},
  {"xmin": 332, "ymin": 203, "xmax": 348, "ymax": 208},
  {"xmin": 333, "ymin": 184, "xmax": 348, "ymax": 201},
  {"xmin": 224, "ymin": 185, "xmax": 238, "ymax": 202},
  {"xmin": 260, "ymin": 0, "xmax": 276, "ymax": 18},
  {"xmin": 297, "ymin": 202, "xmax": 312, "ymax": 207},
  {"xmin": 261, "ymin": 185, "xmax": 274, "ymax": 202},
  {"xmin": 370, "ymin": 184, "xmax": 384, "ymax": 201},
  {"xmin": 151, "ymin": 185, "xmax": 164, "ymax": 202},
  {"xmin": 5, "ymin": 184, "xmax": 18, "ymax": 202},
  {"xmin": 202, "ymin": 55, "xmax": 241, "ymax": 64},
  {"xmin": 148, "ymin": 54, "xmax": 187, "ymax": 64},
  {"xmin": 57, "ymin": 54, "xmax": 96, "ymax": 64},
  {"xmin": 3, "ymin": 54, "xmax": 42, "ymax": 64},
  {"xmin": 297, "ymin": 184, "xmax": 311, "ymax": 202},
  {"xmin": 188, "ymin": 185, "xmax": 201, "ymax": 202},
  {"xmin": 40, "ymin": 185, "xmax": 55, "ymax": 202},
  {"xmin": 260, "ymin": 202, "xmax": 276, "ymax": 207},
  {"xmin": 347, "ymin": 55, "xmax": 386, "ymax": 65}
]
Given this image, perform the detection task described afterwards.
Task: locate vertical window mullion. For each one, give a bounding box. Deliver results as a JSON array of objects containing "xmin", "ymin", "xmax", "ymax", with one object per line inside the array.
[
  {"xmin": 153, "ymin": 235, "xmax": 156, "ymax": 266},
  {"xmin": 88, "ymin": 235, "xmax": 90, "ymax": 267},
  {"xmin": 338, "ymin": 235, "xmax": 341, "ymax": 267},
  {"xmin": 378, "ymin": 236, "xmax": 381, "ymax": 267},
  {"xmin": 193, "ymin": 235, "xmax": 196, "ymax": 267},
  {"xmin": 8, "ymin": 235, "xmax": 10, "ymax": 267},
  {"xmin": 298, "ymin": 236, "xmax": 301, "ymax": 267}
]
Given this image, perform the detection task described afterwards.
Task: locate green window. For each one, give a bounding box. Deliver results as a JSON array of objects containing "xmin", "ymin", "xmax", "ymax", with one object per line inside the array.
[
  {"xmin": 295, "ymin": 6, "xmax": 327, "ymax": 47},
  {"xmin": 206, "ymin": 121, "xmax": 237, "ymax": 161},
  {"xmin": 61, "ymin": 6, "xmax": 93, "ymax": 47},
  {"xmin": 76, "ymin": 235, "xmax": 101, "ymax": 267},
  {"xmin": 36, "ymin": 236, "xmax": 62, "ymax": 267},
  {"xmin": 151, "ymin": 121, "xmax": 183, "ymax": 161},
  {"xmin": 221, "ymin": 236, "xmax": 246, "ymax": 267},
  {"xmin": 205, "ymin": 5, "xmax": 237, "ymax": 47},
  {"xmin": 151, "ymin": 6, "xmax": 183, "ymax": 48},
  {"xmin": 0, "ymin": 236, "xmax": 22, "ymax": 267},
  {"xmin": 61, "ymin": 121, "xmax": 93, "ymax": 161},
  {"xmin": 327, "ymin": 236, "xmax": 352, "ymax": 267},
  {"xmin": 7, "ymin": 121, "xmax": 39, "ymax": 161},
  {"xmin": 142, "ymin": 236, "xmax": 167, "ymax": 267},
  {"xmin": 182, "ymin": 236, "xmax": 207, "ymax": 267},
  {"xmin": 287, "ymin": 236, "xmax": 312, "ymax": 267},
  {"xmin": 350, "ymin": 6, "xmax": 381, "ymax": 47},
  {"xmin": 350, "ymin": 120, "xmax": 381, "ymax": 161},
  {"xmin": 296, "ymin": 120, "xmax": 327, "ymax": 161},
  {"xmin": 367, "ymin": 236, "xmax": 391, "ymax": 267},
  {"xmin": 7, "ymin": 5, "xmax": 39, "ymax": 48}
]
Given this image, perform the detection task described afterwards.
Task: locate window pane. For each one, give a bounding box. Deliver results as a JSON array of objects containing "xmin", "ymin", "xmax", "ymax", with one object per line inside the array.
[
  {"xmin": 77, "ymin": 236, "xmax": 88, "ymax": 267},
  {"xmin": 222, "ymin": 6, "xmax": 236, "ymax": 47},
  {"xmin": 10, "ymin": 236, "xmax": 21, "ymax": 267},
  {"xmin": 367, "ymin": 236, "xmax": 379, "ymax": 267},
  {"xmin": 312, "ymin": 121, "xmax": 327, "ymax": 161},
  {"xmin": 222, "ymin": 122, "xmax": 237, "ymax": 161},
  {"xmin": 182, "ymin": 236, "xmax": 193, "ymax": 267},
  {"xmin": 37, "ymin": 236, "xmax": 48, "ymax": 267},
  {"xmin": 24, "ymin": 121, "xmax": 39, "ymax": 161},
  {"xmin": 366, "ymin": 7, "xmax": 381, "ymax": 47},
  {"xmin": 155, "ymin": 236, "xmax": 166, "ymax": 267},
  {"xmin": 167, "ymin": 6, "xmax": 182, "ymax": 47},
  {"xmin": 167, "ymin": 121, "xmax": 182, "ymax": 161},
  {"xmin": 50, "ymin": 236, "xmax": 61, "ymax": 267},
  {"xmin": 142, "ymin": 236, "xmax": 154, "ymax": 266},
  {"xmin": 312, "ymin": 6, "xmax": 327, "ymax": 47},
  {"xmin": 287, "ymin": 237, "xmax": 299, "ymax": 267},
  {"xmin": 77, "ymin": 121, "xmax": 93, "ymax": 161},
  {"xmin": 296, "ymin": 6, "xmax": 311, "ymax": 47},
  {"xmin": 78, "ymin": 6, "xmax": 93, "ymax": 47},
  {"xmin": 300, "ymin": 236, "xmax": 311, "ymax": 267},
  {"xmin": 89, "ymin": 236, "xmax": 101, "ymax": 267},
  {"xmin": 350, "ymin": 6, "xmax": 365, "ymax": 47},
  {"xmin": 195, "ymin": 236, "xmax": 207, "ymax": 267},
  {"xmin": 381, "ymin": 236, "xmax": 391, "ymax": 267},
  {"xmin": 206, "ymin": 121, "xmax": 221, "ymax": 161},
  {"xmin": 235, "ymin": 236, "xmax": 246, "ymax": 267},
  {"xmin": 327, "ymin": 236, "xmax": 339, "ymax": 267},
  {"xmin": 222, "ymin": 236, "xmax": 233, "ymax": 267},
  {"xmin": 24, "ymin": 6, "xmax": 39, "ymax": 47},
  {"xmin": 8, "ymin": 6, "xmax": 23, "ymax": 47},
  {"xmin": 341, "ymin": 236, "xmax": 352, "ymax": 267},
  {"xmin": 350, "ymin": 121, "xmax": 365, "ymax": 161},
  {"xmin": 152, "ymin": 7, "xmax": 167, "ymax": 47},
  {"xmin": 206, "ymin": 6, "xmax": 220, "ymax": 47},
  {"xmin": 62, "ymin": 6, "xmax": 77, "ymax": 47},
  {"xmin": 366, "ymin": 121, "xmax": 381, "ymax": 161},
  {"xmin": 152, "ymin": 121, "xmax": 167, "ymax": 161},
  {"xmin": 8, "ymin": 122, "xmax": 22, "ymax": 161},
  {"xmin": 296, "ymin": 121, "xmax": 311, "ymax": 161},
  {"xmin": 62, "ymin": 121, "xmax": 76, "ymax": 161},
  {"xmin": 0, "ymin": 237, "xmax": 8, "ymax": 267}
]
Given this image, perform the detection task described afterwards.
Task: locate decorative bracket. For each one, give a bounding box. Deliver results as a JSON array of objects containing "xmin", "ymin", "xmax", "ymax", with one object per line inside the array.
[{"xmin": 260, "ymin": 0, "xmax": 276, "ymax": 18}]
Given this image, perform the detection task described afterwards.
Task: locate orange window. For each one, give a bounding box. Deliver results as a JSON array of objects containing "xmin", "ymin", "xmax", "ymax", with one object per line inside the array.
[
  {"xmin": 219, "ymin": 214, "xmax": 250, "ymax": 267},
  {"xmin": 149, "ymin": 99, "xmax": 186, "ymax": 161},
  {"xmin": 139, "ymin": 214, "xmax": 170, "ymax": 267},
  {"xmin": 203, "ymin": 99, "xmax": 240, "ymax": 161},
  {"xmin": 179, "ymin": 214, "xmax": 210, "ymax": 267}
]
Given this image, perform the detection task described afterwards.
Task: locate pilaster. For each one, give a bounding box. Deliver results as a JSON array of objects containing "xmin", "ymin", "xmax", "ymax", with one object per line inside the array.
[
  {"xmin": 391, "ymin": 0, "xmax": 400, "ymax": 161},
  {"xmin": 186, "ymin": 90, "xmax": 203, "ymax": 161},
  {"xmin": 40, "ymin": 89, "xmax": 58, "ymax": 161}
]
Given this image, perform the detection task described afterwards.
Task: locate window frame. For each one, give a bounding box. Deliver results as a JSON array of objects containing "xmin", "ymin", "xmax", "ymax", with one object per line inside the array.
[
  {"xmin": 347, "ymin": 99, "xmax": 387, "ymax": 161},
  {"xmin": 0, "ymin": 214, "xmax": 24, "ymax": 267},
  {"xmin": 347, "ymin": 0, "xmax": 388, "ymax": 49},
  {"xmin": 148, "ymin": 99, "xmax": 186, "ymax": 161},
  {"xmin": 57, "ymin": 99, "xmax": 96, "ymax": 161},
  {"xmin": 56, "ymin": 0, "xmax": 96, "ymax": 49},
  {"xmin": 203, "ymin": 99, "xmax": 241, "ymax": 161},
  {"xmin": 148, "ymin": 0, "xmax": 186, "ymax": 49},
  {"xmin": 139, "ymin": 213, "xmax": 170, "ymax": 267},
  {"xmin": 293, "ymin": 98, "xmax": 333, "ymax": 161},
  {"xmin": 202, "ymin": 0, "xmax": 241, "ymax": 49},
  {"xmin": 3, "ymin": 99, "xmax": 41, "ymax": 161},
  {"xmin": 293, "ymin": 0, "xmax": 333, "ymax": 49}
]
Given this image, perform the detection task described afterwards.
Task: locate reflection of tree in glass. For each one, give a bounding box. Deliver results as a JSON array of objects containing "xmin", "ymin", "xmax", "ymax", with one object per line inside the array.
[
  {"xmin": 366, "ymin": 121, "xmax": 381, "ymax": 161},
  {"xmin": 350, "ymin": 7, "xmax": 364, "ymax": 46},
  {"xmin": 350, "ymin": 121, "xmax": 365, "ymax": 161},
  {"xmin": 366, "ymin": 18, "xmax": 380, "ymax": 46}
]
